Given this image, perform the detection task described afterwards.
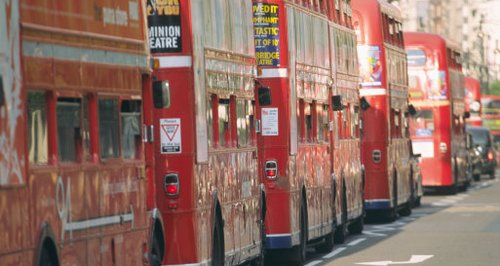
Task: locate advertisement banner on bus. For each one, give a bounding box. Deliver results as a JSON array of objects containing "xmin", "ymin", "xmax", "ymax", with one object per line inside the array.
[
  {"xmin": 412, "ymin": 70, "xmax": 447, "ymax": 100},
  {"xmin": 147, "ymin": 0, "xmax": 182, "ymax": 53},
  {"xmin": 358, "ymin": 45, "xmax": 382, "ymax": 87},
  {"xmin": 253, "ymin": 3, "xmax": 280, "ymax": 66}
]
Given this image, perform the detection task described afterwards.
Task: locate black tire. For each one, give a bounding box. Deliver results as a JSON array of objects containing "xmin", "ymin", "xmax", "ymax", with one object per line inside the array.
[
  {"xmin": 212, "ymin": 217, "xmax": 224, "ymax": 266},
  {"xmin": 398, "ymin": 201, "xmax": 412, "ymax": 217},
  {"xmin": 348, "ymin": 212, "xmax": 364, "ymax": 234},
  {"xmin": 252, "ymin": 197, "xmax": 266, "ymax": 266},
  {"xmin": 386, "ymin": 174, "xmax": 398, "ymax": 222},
  {"xmin": 150, "ymin": 234, "xmax": 163, "ymax": 266},
  {"xmin": 299, "ymin": 204, "xmax": 307, "ymax": 264},
  {"xmin": 473, "ymin": 174, "xmax": 480, "ymax": 181},
  {"xmin": 39, "ymin": 244, "xmax": 58, "ymax": 266},
  {"xmin": 292, "ymin": 203, "xmax": 307, "ymax": 266},
  {"xmin": 334, "ymin": 185, "xmax": 347, "ymax": 244},
  {"xmin": 315, "ymin": 224, "xmax": 335, "ymax": 253},
  {"xmin": 348, "ymin": 196, "xmax": 364, "ymax": 235},
  {"xmin": 414, "ymin": 196, "xmax": 421, "ymax": 207},
  {"xmin": 489, "ymin": 170, "xmax": 495, "ymax": 179}
]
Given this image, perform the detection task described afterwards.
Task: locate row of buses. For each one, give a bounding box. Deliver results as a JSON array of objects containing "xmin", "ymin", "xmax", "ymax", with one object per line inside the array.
[{"xmin": 0, "ymin": 0, "xmax": 470, "ymax": 266}]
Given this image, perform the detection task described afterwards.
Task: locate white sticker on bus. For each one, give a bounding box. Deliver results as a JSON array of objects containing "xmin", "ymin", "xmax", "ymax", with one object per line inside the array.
[
  {"xmin": 160, "ymin": 118, "xmax": 182, "ymax": 154},
  {"xmin": 412, "ymin": 140, "xmax": 434, "ymax": 158},
  {"xmin": 262, "ymin": 108, "xmax": 278, "ymax": 136}
]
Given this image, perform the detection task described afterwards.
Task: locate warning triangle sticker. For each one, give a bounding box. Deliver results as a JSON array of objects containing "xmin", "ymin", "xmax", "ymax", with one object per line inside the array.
[{"xmin": 161, "ymin": 124, "xmax": 179, "ymax": 142}]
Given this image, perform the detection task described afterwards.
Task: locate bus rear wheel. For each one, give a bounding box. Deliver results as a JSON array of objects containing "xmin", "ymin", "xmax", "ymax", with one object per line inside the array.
[
  {"xmin": 334, "ymin": 184, "xmax": 348, "ymax": 244},
  {"xmin": 212, "ymin": 216, "xmax": 224, "ymax": 266},
  {"xmin": 296, "ymin": 203, "xmax": 307, "ymax": 265},
  {"xmin": 39, "ymin": 244, "xmax": 58, "ymax": 266}
]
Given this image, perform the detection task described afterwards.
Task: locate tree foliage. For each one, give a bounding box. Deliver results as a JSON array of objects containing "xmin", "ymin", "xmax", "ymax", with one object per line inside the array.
[{"xmin": 489, "ymin": 80, "xmax": 500, "ymax": 95}]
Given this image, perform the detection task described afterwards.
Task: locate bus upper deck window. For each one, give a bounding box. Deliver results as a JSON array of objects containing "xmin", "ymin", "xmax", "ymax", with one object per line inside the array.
[
  {"xmin": 99, "ymin": 98, "xmax": 120, "ymax": 159},
  {"xmin": 121, "ymin": 100, "xmax": 142, "ymax": 159},
  {"xmin": 153, "ymin": 80, "xmax": 171, "ymax": 108},
  {"xmin": 57, "ymin": 98, "xmax": 82, "ymax": 162},
  {"xmin": 218, "ymin": 98, "xmax": 231, "ymax": 148},
  {"xmin": 28, "ymin": 91, "xmax": 48, "ymax": 164}
]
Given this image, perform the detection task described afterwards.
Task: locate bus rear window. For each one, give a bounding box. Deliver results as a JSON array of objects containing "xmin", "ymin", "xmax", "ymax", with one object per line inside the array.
[
  {"xmin": 406, "ymin": 49, "xmax": 426, "ymax": 66},
  {"xmin": 410, "ymin": 110, "xmax": 434, "ymax": 137}
]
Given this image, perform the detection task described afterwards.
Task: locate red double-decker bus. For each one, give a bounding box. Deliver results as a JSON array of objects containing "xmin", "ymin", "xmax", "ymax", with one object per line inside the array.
[
  {"xmin": 352, "ymin": 0, "xmax": 413, "ymax": 220},
  {"xmin": 253, "ymin": 0, "xmax": 364, "ymax": 264},
  {"xmin": 147, "ymin": 0, "xmax": 265, "ymax": 265},
  {"xmin": 465, "ymin": 77, "xmax": 482, "ymax": 126},
  {"xmin": 1, "ymin": 1, "xmax": 156, "ymax": 265},
  {"xmin": 405, "ymin": 32, "xmax": 469, "ymax": 193}
]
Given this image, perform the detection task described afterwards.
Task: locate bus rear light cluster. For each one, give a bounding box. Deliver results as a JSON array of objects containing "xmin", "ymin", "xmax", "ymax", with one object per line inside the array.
[
  {"xmin": 265, "ymin": 160, "xmax": 278, "ymax": 180},
  {"xmin": 439, "ymin": 142, "xmax": 447, "ymax": 154},
  {"xmin": 164, "ymin": 173, "xmax": 179, "ymax": 197},
  {"xmin": 372, "ymin": 150, "xmax": 381, "ymax": 163}
]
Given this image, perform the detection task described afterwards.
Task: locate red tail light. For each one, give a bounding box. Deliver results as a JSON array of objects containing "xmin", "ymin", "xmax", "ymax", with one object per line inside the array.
[
  {"xmin": 488, "ymin": 150, "xmax": 494, "ymax": 161},
  {"xmin": 265, "ymin": 160, "xmax": 278, "ymax": 180},
  {"xmin": 166, "ymin": 184, "xmax": 178, "ymax": 194},
  {"xmin": 164, "ymin": 173, "xmax": 180, "ymax": 197},
  {"xmin": 266, "ymin": 169, "xmax": 276, "ymax": 177}
]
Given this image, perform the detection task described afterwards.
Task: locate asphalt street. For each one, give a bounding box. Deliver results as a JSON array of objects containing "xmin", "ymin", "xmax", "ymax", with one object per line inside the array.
[{"xmin": 303, "ymin": 174, "xmax": 500, "ymax": 266}]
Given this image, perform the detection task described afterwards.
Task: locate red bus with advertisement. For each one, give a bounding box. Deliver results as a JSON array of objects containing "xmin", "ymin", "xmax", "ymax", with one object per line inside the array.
[
  {"xmin": 147, "ymin": 0, "xmax": 265, "ymax": 265},
  {"xmin": 405, "ymin": 32, "xmax": 469, "ymax": 193},
  {"xmin": 352, "ymin": 0, "xmax": 413, "ymax": 220},
  {"xmin": 465, "ymin": 77, "xmax": 482, "ymax": 126},
  {"xmin": 253, "ymin": 0, "xmax": 364, "ymax": 264},
  {"xmin": 0, "ymin": 1, "xmax": 157, "ymax": 265}
]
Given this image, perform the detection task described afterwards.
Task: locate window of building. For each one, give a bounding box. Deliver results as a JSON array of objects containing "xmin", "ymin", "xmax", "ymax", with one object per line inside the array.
[
  {"xmin": 121, "ymin": 100, "xmax": 142, "ymax": 159},
  {"xmin": 99, "ymin": 98, "xmax": 120, "ymax": 159},
  {"xmin": 56, "ymin": 98, "xmax": 82, "ymax": 162},
  {"xmin": 28, "ymin": 91, "xmax": 48, "ymax": 164}
]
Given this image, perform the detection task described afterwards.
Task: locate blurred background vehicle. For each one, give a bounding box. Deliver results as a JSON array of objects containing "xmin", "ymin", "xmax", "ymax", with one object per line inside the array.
[{"xmin": 466, "ymin": 126, "xmax": 497, "ymax": 181}]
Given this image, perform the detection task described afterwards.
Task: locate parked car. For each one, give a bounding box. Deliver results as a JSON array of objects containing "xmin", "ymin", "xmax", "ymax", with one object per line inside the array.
[{"xmin": 466, "ymin": 126, "xmax": 497, "ymax": 180}]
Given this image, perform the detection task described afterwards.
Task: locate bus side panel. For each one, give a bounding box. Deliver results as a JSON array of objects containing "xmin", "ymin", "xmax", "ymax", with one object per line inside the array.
[
  {"xmin": 0, "ymin": 0, "xmax": 29, "ymax": 256},
  {"xmin": 152, "ymin": 68, "xmax": 198, "ymax": 264},
  {"xmin": 361, "ymin": 94, "xmax": 390, "ymax": 209},
  {"xmin": 256, "ymin": 76, "xmax": 293, "ymax": 248}
]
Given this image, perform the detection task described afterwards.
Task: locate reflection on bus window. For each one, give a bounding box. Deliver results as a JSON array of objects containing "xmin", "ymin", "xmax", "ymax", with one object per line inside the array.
[
  {"xmin": 99, "ymin": 98, "xmax": 120, "ymax": 159},
  {"xmin": 305, "ymin": 102, "xmax": 312, "ymax": 142},
  {"xmin": 57, "ymin": 98, "xmax": 81, "ymax": 162},
  {"xmin": 121, "ymin": 100, "xmax": 142, "ymax": 159},
  {"xmin": 218, "ymin": 98, "xmax": 230, "ymax": 148},
  {"xmin": 410, "ymin": 110, "xmax": 434, "ymax": 137},
  {"xmin": 207, "ymin": 95, "xmax": 214, "ymax": 148},
  {"xmin": 83, "ymin": 96, "xmax": 90, "ymax": 161},
  {"xmin": 28, "ymin": 91, "xmax": 48, "ymax": 164},
  {"xmin": 236, "ymin": 99, "xmax": 254, "ymax": 147}
]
